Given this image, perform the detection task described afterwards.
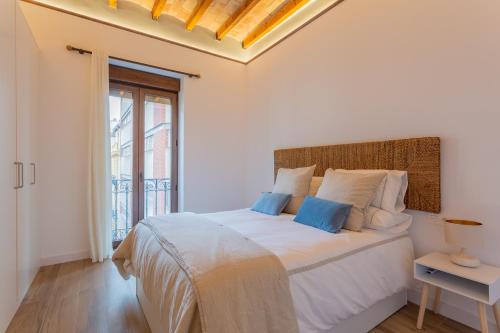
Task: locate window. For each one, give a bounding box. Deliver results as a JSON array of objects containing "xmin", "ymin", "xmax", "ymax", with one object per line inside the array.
[{"xmin": 108, "ymin": 65, "xmax": 179, "ymax": 248}]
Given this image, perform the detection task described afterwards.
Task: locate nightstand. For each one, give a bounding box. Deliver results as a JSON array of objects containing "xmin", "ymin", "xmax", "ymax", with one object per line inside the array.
[{"xmin": 414, "ymin": 252, "xmax": 500, "ymax": 333}]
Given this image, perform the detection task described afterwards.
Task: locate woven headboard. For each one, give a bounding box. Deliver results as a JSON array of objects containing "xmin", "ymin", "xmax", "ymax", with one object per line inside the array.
[{"xmin": 274, "ymin": 137, "xmax": 441, "ymax": 213}]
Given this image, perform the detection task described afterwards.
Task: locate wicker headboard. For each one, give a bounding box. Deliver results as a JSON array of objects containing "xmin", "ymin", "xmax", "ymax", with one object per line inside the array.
[{"xmin": 274, "ymin": 137, "xmax": 441, "ymax": 213}]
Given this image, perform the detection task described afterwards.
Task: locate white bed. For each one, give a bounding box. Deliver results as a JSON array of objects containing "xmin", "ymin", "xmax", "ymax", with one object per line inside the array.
[{"xmin": 135, "ymin": 209, "xmax": 414, "ymax": 333}]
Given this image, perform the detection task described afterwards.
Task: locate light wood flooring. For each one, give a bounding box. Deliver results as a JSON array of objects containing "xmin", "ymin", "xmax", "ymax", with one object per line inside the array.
[{"xmin": 7, "ymin": 259, "xmax": 478, "ymax": 333}]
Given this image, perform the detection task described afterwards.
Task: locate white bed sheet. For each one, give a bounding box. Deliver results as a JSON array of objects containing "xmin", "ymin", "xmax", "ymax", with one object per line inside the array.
[{"xmin": 203, "ymin": 209, "xmax": 414, "ymax": 333}]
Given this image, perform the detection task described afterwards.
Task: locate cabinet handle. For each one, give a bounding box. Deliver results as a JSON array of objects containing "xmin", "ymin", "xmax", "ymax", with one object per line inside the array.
[
  {"xmin": 30, "ymin": 163, "xmax": 36, "ymax": 185},
  {"xmin": 14, "ymin": 162, "xmax": 22, "ymax": 189},
  {"xmin": 19, "ymin": 162, "xmax": 24, "ymax": 189},
  {"xmin": 14, "ymin": 162, "xmax": 20, "ymax": 189}
]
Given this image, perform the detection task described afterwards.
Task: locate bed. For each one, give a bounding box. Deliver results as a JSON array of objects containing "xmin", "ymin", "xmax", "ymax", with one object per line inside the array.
[
  {"xmin": 114, "ymin": 137, "xmax": 441, "ymax": 333},
  {"xmin": 135, "ymin": 209, "xmax": 413, "ymax": 333}
]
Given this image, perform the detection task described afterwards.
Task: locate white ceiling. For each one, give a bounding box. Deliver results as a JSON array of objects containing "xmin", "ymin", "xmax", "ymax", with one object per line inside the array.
[{"xmin": 22, "ymin": 0, "xmax": 344, "ymax": 63}]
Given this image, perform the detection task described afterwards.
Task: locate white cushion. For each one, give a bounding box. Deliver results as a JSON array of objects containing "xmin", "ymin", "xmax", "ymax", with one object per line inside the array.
[
  {"xmin": 382, "ymin": 171, "xmax": 408, "ymax": 213},
  {"xmin": 382, "ymin": 219, "xmax": 412, "ymax": 234},
  {"xmin": 308, "ymin": 177, "xmax": 323, "ymax": 196},
  {"xmin": 365, "ymin": 206, "xmax": 413, "ymax": 233},
  {"xmin": 336, "ymin": 169, "xmax": 408, "ymax": 213},
  {"xmin": 335, "ymin": 169, "xmax": 386, "ymax": 207},
  {"xmin": 316, "ymin": 169, "xmax": 386, "ymax": 231},
  {"xmin": 272, "ymin": 165, "xmax": 316, "ymax": 214}
]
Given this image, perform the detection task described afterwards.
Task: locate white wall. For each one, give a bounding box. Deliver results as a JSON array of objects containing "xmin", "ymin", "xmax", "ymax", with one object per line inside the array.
[
  {"xmin": 246, "ymin": 0, "xmax": 500, "ymax": 330},
  {"xmin": 20, "ymin": 2, "xmax": 248, "ymax": 265}
]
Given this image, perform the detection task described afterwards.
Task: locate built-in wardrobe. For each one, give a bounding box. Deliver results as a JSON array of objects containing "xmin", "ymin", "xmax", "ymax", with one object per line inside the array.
[{"xmin": 0, "ymin": 1, "xmax": 40, "ymax": 330}]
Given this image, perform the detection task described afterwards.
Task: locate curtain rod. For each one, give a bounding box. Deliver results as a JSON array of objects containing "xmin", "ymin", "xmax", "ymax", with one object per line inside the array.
[{"xmin": 66, "ymin": 45, "xmax": 201, "ymax": 79}]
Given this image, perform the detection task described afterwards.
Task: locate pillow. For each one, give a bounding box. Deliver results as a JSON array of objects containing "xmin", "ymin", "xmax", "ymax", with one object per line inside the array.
[
  {"xmin": 335, "ymin": 169, "xmax": 387, "ymax": 207},
  {"xmin": 365, "ymin": 206, "xmax": 412, "ymax": 229},
  {"xmin": 294, "ymin": 196, "xmax": 352, "ymax": 233},
  {"xmin": 336, "ymin": 169, "xmax": 408, "ymax": 213},
  {"xmin": 272, "ymin": 165, "xmax": 316, "ymax": 214},
  {"xmin": 382, "ymin": 170, "xmax": 408, "ymax": 213},
  {"xmin": 316, "ymin": 169, "xmax": 386, "ymax": 231},
  {"xmin": 251, "ymin": 192, "xmax": 291, "ymax": 216},
  {"xmin": 382, "ymin": 219, "xmax": 412, "ymax": 234},
  {"xmin": 309, "ymin": 177, "xmax": 323, "ymax": 196},
  {"xmin": 365, "ymin": 206, "xmax": 413, "ymax": 233}
]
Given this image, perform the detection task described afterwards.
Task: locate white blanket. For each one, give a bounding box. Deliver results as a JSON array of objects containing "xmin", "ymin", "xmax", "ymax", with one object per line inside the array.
[
  {"xmin": 116, "ymin": 209, "xmax": 414, "ymax": 333},
  {"xmin": 204, "ymin": 209, "xmax": 414, "ymax": 332}
]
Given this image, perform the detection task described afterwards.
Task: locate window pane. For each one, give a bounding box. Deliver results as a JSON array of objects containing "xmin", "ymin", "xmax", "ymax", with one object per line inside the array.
[
  {"xmin": 143, "ymin": 94, "xmax": 172, "ymax": 218},
  {"xmin": 109, "ymin": 89, "xmax": 134, "ymax": 243}
]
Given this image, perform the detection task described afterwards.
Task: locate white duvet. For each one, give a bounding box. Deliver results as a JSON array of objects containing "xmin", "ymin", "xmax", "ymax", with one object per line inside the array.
[{"xmin": 202, "ymin": 209, "xmax": 414, "ymax": 333}]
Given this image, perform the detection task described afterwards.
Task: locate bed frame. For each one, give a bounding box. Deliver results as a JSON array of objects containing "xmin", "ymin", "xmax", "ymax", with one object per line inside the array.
[
  {"xmin": 137, "ymin": 278, "xmax": 407, "ymax": 333},
  {"xmin": 136, "ymin": 137, "xmax": 441, "ymax": 332}
]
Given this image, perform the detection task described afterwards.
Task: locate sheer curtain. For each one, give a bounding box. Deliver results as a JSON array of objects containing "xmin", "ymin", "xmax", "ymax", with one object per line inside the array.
[{"xmin": 87, "ymin": 51, "xmax": 112, "ymax": 262}]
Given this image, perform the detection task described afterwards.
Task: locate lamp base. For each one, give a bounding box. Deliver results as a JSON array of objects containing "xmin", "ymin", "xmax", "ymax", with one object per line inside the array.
[{"xmin": 450, "ymin": 250, "xmax": 480, "ymax": 268}]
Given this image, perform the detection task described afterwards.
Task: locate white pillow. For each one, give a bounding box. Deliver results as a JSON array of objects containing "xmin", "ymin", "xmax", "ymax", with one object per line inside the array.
[
  {"xmin": 368, "ymin": 219, "xmax": 412, "ymax": 234},
  {"xmin": 309, "ymin": 177, "xmax": 323, "ymax": 196},
  {"xmin": 316, "ymin": 169, "xmax": 386, "ymax": 231},
  {"xmin": 365, "ymin": 206, "xmax": 413, "ymax": 233},
  {"xmin": 272, "ymin": 165, "xmax": 316, "ymax": 214},
  {"xmin": 382, "ymin": 171, "xmax": 408, "ymax": 213},
  {"xmin": 335, "ymin": 169, "xmax": 387, "ymax": 207},
  {"xmin": 336, "ymin": 169, "xmax": 408, "ymax": 213}
]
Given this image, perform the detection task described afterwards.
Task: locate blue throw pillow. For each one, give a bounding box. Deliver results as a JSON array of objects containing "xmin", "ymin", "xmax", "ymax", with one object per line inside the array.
[
  {"xmin": 251, "ymin": 192, "xmax": 291, "ymax": 216},
  {"xmin": 294, "ymin": 196, "xmax": 352, "ymax": 233}
]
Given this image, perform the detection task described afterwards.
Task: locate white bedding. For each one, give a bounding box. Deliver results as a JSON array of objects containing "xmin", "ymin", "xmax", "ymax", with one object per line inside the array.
[{"xmin": 203, "ymin": 209, "xmax": 414, "ymax": 333}]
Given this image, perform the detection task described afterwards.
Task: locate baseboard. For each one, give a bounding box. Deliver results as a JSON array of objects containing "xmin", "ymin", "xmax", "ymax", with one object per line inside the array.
[
  {"xmin": 408, "ymin": 288, "xmax": 497, "ymax": 332},
  {"xmin": 40, "ymin": 250, "xmax": 90, "ymax": 266}
]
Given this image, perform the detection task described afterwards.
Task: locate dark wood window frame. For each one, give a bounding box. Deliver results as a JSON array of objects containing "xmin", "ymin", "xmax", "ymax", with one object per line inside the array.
[{"xmin": 110, "ymin": 65, "xmax": 180, "ymax": 249}]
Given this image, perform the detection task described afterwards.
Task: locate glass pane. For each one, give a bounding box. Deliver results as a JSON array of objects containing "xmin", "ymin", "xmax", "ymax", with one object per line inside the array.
[
  {"xmin": 109, "ymin": 89, "xmax": 134, "ymax": 243},
  {"xmin": 143, "ymin": 94, "xmax": 172, "ymax": 218}
]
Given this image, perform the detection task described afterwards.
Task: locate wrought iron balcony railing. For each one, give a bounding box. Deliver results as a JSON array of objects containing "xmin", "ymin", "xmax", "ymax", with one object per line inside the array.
[{"xmin": 112, "ymin": 178, "xmax": 171, "ymax": 242}]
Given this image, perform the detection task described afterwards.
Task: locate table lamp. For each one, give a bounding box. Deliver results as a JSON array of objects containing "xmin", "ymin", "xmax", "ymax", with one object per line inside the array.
[{"xmin": 444, "ymin": 219, "xmax": 483, "ymax": 268}]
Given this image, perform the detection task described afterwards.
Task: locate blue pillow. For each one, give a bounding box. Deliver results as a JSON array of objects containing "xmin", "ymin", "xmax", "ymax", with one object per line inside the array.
[
  {"xmin": 251, "ymin": 192, "xmax": 291, "ymax": 216},
  {"xmin": 294, "ymin": 196, "xmax": 352, "ymax": 233}
]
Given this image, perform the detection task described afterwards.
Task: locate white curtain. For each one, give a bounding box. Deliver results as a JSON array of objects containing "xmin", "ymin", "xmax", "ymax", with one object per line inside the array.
[{"xmin": 87, "ymin": 51, "xmax": 112, "ymax": 263}]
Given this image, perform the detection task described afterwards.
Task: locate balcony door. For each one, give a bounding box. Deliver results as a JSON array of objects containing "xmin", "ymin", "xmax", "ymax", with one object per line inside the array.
[{"xmin": 109, "ymin": 65, "xmax": 179, "ymax": 247}]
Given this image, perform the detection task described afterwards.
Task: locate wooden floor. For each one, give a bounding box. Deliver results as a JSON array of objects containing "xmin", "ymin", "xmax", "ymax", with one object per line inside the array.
[
  {"xmin": 7, "ymin": 259, "xmax": 478, "ymax": 333},
  {"xmin": 372, "ymin": 303, "xmax": 478, "ymax": 333}
]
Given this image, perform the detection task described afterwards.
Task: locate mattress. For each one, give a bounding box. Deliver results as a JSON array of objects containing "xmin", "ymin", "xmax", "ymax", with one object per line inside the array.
[{"xmin": 203, "ymin": 209, "xmax": 414, "ymax": 333}]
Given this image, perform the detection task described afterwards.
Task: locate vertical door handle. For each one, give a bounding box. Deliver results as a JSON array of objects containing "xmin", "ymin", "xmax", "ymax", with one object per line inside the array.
[
  {"xmin": 30, "ymin": 163, "xmax": 36, "ymax": 185},
  {"xmin": 139, "ymin": 171, "xmax": 144, "ymax": 183}
]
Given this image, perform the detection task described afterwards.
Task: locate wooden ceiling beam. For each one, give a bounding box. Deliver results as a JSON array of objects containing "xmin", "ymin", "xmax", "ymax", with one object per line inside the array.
[
  {"xmin": 243, "ymin": 0, "xmax": 310, "ymax": 49},
  {"xmin": 216, "ymin": 0, "xmax": 263, "ymax": 41},
  {"xmin": 186, "ymin": 0, "xmax": 214, "ymax": 31},
  {"xmin": 152, "ymin": 0, "xmax": 167, "ymax": 20},
  {"xmin": 109, "ymin": 0, "xmax": 117, "ymax": 9}
]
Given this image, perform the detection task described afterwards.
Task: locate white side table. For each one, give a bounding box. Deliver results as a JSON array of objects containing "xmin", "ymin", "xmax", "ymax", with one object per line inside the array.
[{"xmin": 414, "ymin": 252, "xmax": 500, "ymax": 333}]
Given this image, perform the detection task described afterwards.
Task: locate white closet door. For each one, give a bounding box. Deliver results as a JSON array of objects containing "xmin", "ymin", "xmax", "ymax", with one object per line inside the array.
[
  {"xmin": 16, "ymin": 3, "xmax": 40, "ymax": 300},
  {"xmin": 0, "ymin": 0, "xmax": 20, "ymax": 331}
]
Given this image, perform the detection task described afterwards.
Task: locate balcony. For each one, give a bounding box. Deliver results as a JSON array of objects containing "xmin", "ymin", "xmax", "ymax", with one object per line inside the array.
[{"xmin": 112, "ymin": 178, "xmax": 171, "ymax": 242}]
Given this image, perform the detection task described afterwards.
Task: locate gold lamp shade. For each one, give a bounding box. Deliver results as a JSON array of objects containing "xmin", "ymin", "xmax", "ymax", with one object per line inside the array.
[{"xmin": 444, "ymin": 219, "xmax": 483, "ymax": 268}]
